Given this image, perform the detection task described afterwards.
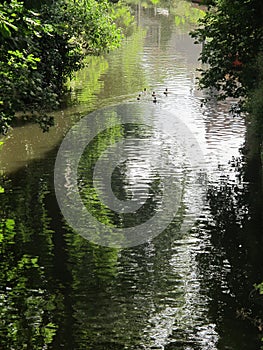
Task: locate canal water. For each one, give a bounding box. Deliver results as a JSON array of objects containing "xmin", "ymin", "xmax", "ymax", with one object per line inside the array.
[{"xmin": 1, "ymin": 1, "xmax": 262, "ymax": 349}]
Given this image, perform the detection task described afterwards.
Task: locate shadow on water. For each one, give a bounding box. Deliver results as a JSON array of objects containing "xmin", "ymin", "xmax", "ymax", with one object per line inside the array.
[
  {"xmin": 1, "ymin": 145, "xmax": 262, "ymax": 349},
  {"xmin": 197, "ymin": 154, "xmax": 263, "ymax": 350}
]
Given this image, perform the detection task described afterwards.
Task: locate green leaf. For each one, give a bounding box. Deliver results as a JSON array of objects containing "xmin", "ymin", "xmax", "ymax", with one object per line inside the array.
[
  {"xmin": 5, "ymin": 218, "xmax": 15, "ymax": 231},
  {"xmin": 0, "ymin": 22, "xmax": 11, "ymax": 38},
  {"xmin": 254, "ymin": 282, "xmax": 263, "ymax": 295},
  {"xmin": 43, "ymin": 323, "xmax": 57, "ymax": 344},
  {"xmin": 30, "ymin": 257, "xmax": 39, "ymax": 267}
]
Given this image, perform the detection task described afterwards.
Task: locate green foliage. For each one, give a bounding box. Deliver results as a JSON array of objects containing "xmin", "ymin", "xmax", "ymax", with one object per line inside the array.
[
  {"xmin": 0, "ymin": 0, "xmax": 122, "ymax": 134},
  {"xmin": 43, "ymin": 323, "xmax": 57, "ymax": 345},
  {"xmin": 111, "ymin": 1, "xmax": 135, "ymax": 36},
  {"xmin": 191, "ymin": 0, "xmax": 263, "ymax": 161},
  {"xmin": 191, "ymin": 0, "xmax": 263, "ymax": 100},
  {"xmin": 254, "ymin": 281, "xmax": 263, "ymax": 295},
  {"xmin": 0, "ymin": 0, "xmax": 55, "ymax": 133},
  {"xmin": 246, "ymin": 53, "xmax": 263, "ymax": 139}
]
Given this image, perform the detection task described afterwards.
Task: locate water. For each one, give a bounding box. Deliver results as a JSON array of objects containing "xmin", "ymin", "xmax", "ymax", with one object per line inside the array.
[{"xmin": 0, "ymin": 2, "xmax": 262, "ymax": 349}]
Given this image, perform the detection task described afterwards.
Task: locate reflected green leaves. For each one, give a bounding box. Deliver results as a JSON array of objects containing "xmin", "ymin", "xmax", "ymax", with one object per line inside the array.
[
  {"xmin": 69, "ymin": 0, "xmax": 205, "ymax": 109},
  {"xmin": 0, "ymin": 169, "xmax": 59, "ymax": 349},
  {"xmin": 172, "ymin": 1, "xmax": 205, "ymax": 29},
  {"xmin": 69, "ymin": 28, "xmax": 147, "ymax": 106},
  {"xmin": 126, "ymin": 0, "xmax": 205, "ymax": 31},
  {"xmin": 0, "ymin": 219, "xmax": 58, "ymax": 348},
  {"xmin": 77, "ymin": 121, "xmax": 163, "ymax": 233},
  {"xmin": 78, "ymin": 122, "xmax": 124, "ymax": 228},
  {"xmin": 69, "ymin": 56, "xmax": 109, "ymax": 105}
]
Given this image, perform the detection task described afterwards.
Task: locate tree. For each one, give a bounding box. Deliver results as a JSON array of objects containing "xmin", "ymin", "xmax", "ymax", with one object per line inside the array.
[
  {"xmin": 191, "ymin": 0, "xmax": 263, "ymax": 100},
  {"xmin": 0, "ymin": 0, "xmax": 122, "ymax": 134}
]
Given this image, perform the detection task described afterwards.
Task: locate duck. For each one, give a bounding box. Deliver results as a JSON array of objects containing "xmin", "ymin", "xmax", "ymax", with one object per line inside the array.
[
  {"xmin": 152, "ymin": 91, "xmax": 156, "ymax": 97},
  {"xmin": 137, "ymin": 94, "xmax": 141, "ymax": 101},
  {"xmin": 153, "ymin": 96, "xmax": 157, "ymax": 103},
  {"xmin": 163, "ymin": 88, "xmax": 168, "ymax": 96}
]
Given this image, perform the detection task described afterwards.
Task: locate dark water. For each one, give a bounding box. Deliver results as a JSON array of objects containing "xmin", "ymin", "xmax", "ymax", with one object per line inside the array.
[{"xmin": 1, "ymin": 2, "xmax": 263, "ymax": 349}]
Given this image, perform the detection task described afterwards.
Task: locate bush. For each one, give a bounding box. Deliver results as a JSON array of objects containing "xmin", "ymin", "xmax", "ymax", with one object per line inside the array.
[{"xmin": 0, "ymin": 0, "xmax": 122, "ymax": 134}]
